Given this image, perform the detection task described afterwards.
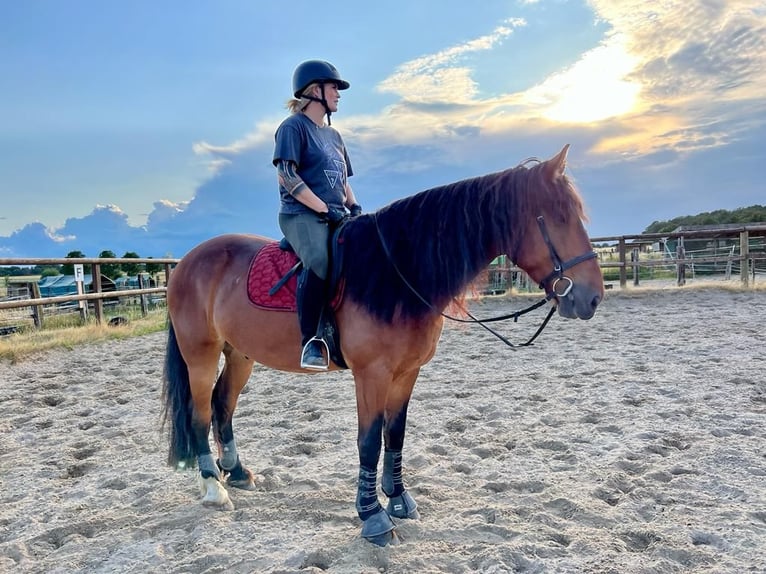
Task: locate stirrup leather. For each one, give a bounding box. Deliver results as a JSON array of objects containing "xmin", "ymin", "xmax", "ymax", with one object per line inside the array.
[{"xmin": 300, "ymin": 337, "xmax": 330, "ymax": 370}]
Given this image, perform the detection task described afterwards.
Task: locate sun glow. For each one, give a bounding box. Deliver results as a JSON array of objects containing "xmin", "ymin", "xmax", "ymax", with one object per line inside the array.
[{"xmin": 525, "ymin": 36, "xmax": 642, "ymax": 124}]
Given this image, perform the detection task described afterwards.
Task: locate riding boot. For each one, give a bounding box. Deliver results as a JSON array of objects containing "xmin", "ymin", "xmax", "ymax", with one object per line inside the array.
[{"xmin": 296, "ymin": 268, "xmax": 329, "ymax": 370}]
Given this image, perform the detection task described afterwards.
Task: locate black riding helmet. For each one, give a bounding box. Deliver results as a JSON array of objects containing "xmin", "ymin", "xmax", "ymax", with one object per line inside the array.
[
  {"xmin": 292, "ymin": 60, "xmax": 350, "ymax": 96},
  {"xmin": 292, "ymin": 60, "xmax": 350, "ymax": 125}
]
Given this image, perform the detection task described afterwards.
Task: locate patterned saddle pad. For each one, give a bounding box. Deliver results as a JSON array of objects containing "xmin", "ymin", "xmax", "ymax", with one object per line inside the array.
[{"xmin": 247, "ymin": 242, "xmax": 300, "ymax": 311}]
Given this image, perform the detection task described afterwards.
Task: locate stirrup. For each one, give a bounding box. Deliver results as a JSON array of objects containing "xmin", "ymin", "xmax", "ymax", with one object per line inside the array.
[{"xmin": 300, "ymin": 337, "xmax": 329, "ymax": 371}]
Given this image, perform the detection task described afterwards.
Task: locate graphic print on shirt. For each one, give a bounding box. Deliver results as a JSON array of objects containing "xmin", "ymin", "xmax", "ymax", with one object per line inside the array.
[{"xmin": 323, "ymin": 158, "xmax": 346, "ymax": 190}]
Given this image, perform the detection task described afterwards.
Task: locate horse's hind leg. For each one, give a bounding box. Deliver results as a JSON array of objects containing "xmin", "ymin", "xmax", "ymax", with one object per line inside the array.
[
  {"xmin": 382, "ymin": 368, "xmax": 420, "ymax": 520},
  {"xmin": 186, "ymin": 346, "xmax": 234, "ymax": 510},
  {"xmin": 212, "ymin": 344, "xmax": 256, "ymax": 490},
  {"xmin": 162, "ymin": 324, "xmax": 232, "ymax": 509}
]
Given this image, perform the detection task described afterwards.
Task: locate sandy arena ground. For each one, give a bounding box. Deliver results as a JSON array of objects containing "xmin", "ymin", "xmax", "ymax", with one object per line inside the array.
[{"xmin": 0, "ymin": 287, "xmax": 764, "ymax": 573}]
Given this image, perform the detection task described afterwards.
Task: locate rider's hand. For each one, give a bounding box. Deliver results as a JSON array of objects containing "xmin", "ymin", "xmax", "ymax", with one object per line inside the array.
[
  {"xmin": 322, "ymin": 206, "xmax": 347, "ymax": 224},
  {"xmin": 348, "ymin": 203, "xmax": 363, "ymax": 217}
]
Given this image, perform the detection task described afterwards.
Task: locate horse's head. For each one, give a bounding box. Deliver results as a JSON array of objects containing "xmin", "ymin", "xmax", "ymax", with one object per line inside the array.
[{"xmin": 510, "ymin": 145, "xmax": 604, "ymax": 319}]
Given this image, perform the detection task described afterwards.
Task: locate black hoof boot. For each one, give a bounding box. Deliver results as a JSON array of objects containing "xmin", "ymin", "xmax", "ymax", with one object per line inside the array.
[
  {"xmin": 361, "ymin": 508, "xmax": 398, "ymax": 547},
  {"xmin": 387, "ymin": 491, "xmax": 419, "ymax": 519}
]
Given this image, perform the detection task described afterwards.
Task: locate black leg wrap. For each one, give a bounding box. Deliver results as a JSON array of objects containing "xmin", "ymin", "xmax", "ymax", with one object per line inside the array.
[
  {"xmin": 198, "ymin": 453, "xmax": 221, "ymax": 481},
  {"xmin": 382, "ymin": 450, "xmax": 418, "ymax": 519},
  {"xmin": 382, "ymin": 450, "xmax": 404, "ymax": 497},
  {"xmin": 356, "ymin": 466, "xmax": 382, "ymax": 521}
]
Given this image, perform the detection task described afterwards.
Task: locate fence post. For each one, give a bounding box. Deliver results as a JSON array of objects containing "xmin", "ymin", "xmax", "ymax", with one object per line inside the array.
[
  {"xmin": 74, "ymin": 264, "xmax": 88, "ymax": 323},
  {"xmin": 631, "ymin": 248, "xmax": 640, "ymax": 286},
  {"xmin": 30, "ymin": 281, "xmax": 44, "ymax": 328},
  {"xmin": 740, "ymin": 230, "xmax": 749, "ymax": 287},
  {"xmin": 92, "ymin": 264, "xmax": 104, "ymax": 324},
  {"xmin": 163, "ymin": 263, "xmax": 173, "ymax": 286},
  {"xmin": 138, "ymin": 273, "xmax": 149, "ymax": 317},
  {"xmin": 618, "ymin": 238, "xmax": 627, "ymax": 288},
  {"xmin": 676, "ymin": 237, "xmax": 686, "ymax": 286}
]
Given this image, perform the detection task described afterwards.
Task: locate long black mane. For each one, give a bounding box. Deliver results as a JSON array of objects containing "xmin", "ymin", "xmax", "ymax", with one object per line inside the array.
[{"xmin": 342, "ymin": 161, "xmax": 585, "ymax": 323}]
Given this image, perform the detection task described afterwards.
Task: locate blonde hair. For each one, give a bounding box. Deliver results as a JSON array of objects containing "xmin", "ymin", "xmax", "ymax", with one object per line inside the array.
[{"xmin": 286, "ymin": 82, "xmax": 319, "ymax": 114}]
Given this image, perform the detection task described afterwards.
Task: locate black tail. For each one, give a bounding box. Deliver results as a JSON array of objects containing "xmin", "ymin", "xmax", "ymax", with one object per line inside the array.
[{"xmin": 161, "ymin": 321, "xmax": 197, "ymax": 468}]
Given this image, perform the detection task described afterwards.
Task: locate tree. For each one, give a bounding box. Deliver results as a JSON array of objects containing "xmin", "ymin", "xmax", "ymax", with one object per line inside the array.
[
  {"xmin": 98, "ymin": 250, "xmax": 120, "ymax": 279},
  {"xmin": 62, "ymin": 251, "xmax": 87, "ymax": 275},
  {"xmin": 145, "ymin": 257, "xmax": 161, "ymax": 275},
  {"xmin": 121, "ymin": 251, "xmax": 142, "ymax": 277},
  {"xmin": 644, "ymin": 204, "xmax": 766, "ymax": 233}
]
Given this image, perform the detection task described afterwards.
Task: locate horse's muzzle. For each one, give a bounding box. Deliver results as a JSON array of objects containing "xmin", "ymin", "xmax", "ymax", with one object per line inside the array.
[{"xmin": 555, "ymin": 283, "xmax": 602, "ymax": 320}]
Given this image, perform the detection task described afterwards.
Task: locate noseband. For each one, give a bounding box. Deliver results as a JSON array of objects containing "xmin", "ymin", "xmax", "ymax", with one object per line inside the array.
[{"xmin": 534, "ymin": 215, "xmax": 598, "ymax": 301}]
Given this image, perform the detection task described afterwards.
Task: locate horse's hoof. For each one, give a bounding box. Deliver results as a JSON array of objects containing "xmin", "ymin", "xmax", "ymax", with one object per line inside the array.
[
  {"xmin": 361, "ymin": 508, "xmax": 396, "ymax": 546},
  {"xmin": 198, "ymin": 475, "xmax": 234, "ymax": 510},
  {"xmin": 220, "ymin": 461, "xmax": 257, "ymax": 491},
  {"xmin": 365, "ymin": 529, "xmax": 400, "ymax": 547},
  {"xmin": 227, "ymin": 476, "xmax": 257, "ymax": 491},
  {"xmin": 202, "ymin": 497, "xmax": 234, "ymax": 511},
  {"xmin": 386, "ymin": 492, "xmax": 419, "ymax": 520}
]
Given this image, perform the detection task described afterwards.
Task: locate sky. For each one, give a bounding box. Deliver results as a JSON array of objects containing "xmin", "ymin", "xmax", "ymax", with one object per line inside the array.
[{"xmin": 1, "ymin": 0, "xmax": 765, "ymax": 258}]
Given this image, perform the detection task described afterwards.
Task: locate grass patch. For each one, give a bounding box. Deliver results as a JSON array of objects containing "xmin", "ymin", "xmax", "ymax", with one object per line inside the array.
[{"xmin": 0, "ymin": 308, "xmax": 168, "ymax": 364}]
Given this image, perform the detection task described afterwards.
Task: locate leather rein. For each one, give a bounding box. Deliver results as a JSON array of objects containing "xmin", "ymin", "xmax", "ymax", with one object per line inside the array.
[{"xmin": 374, "ymin": 214, "xmax": 597, "ymax": 348}]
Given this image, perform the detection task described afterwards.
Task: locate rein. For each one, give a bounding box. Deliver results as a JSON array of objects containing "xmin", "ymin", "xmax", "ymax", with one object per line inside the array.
[{"xmin": 373, "ymin": 214, "xmax": 562, "ymax": 348}]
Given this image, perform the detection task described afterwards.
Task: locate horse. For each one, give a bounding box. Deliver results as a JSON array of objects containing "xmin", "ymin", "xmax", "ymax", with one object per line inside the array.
[{"xmin": 161, "ymin": 144, "xmax": 605, "ymax": 546}]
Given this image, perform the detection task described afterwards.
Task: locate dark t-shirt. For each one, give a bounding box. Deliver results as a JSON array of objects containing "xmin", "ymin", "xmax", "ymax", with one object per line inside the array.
[{"xmin": 273, "ymin": 113, "xmax": 354, "ymax": 215}]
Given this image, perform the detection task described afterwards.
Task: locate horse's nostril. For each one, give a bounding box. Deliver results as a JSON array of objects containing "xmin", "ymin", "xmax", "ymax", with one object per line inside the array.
[{"xmin": 591, "ymin": 294, "xmax": 601, "ymax": 309}]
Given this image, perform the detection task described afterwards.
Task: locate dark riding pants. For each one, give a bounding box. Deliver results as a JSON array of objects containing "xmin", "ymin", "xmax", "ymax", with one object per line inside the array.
[{"xmin": 278, "ymin": 212, "xmax": 330, "ymax": 280}]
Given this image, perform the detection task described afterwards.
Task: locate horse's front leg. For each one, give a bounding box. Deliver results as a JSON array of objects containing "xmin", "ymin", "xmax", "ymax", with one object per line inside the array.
[
  {"xmin": 354, "ymin": 375, "xmax": 397, "ymax": 546},
  {"xmin": 382, "ymin": 369, "xmax": 420, "ymax": 520},
  {"xmin": 212, "ymin": 347, "xmax": 256, "ymax": 491}
]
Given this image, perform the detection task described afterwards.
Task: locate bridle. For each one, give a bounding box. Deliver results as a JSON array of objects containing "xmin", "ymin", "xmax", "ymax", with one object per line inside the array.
[
  {"xmin": 373, "ymin": 213, "xmax": 597, "ymax": 348},
  {"xmin": 534, "ymin": 215, "xmax": 598, "ymax": 301}
]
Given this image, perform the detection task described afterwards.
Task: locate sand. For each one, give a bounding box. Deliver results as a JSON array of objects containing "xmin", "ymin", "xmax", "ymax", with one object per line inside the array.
[{"xmin": 0, "ymin": 287, "xmax": 764, "ymax": 573}]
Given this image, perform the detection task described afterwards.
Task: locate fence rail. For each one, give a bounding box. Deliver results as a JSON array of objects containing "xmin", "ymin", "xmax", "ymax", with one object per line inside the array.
[
  {"xmin": 590, "ymin": 226, "xmax": 766, "ymax": 288},
  {"xmin": 1, "ymin": 226, "xmax": 765, "ymax": 329}
]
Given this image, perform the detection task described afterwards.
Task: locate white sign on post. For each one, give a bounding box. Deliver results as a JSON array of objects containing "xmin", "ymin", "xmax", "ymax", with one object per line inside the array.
[{"xmin": 74, "ymin": 264, "xmax": 87, "ymax": 314}]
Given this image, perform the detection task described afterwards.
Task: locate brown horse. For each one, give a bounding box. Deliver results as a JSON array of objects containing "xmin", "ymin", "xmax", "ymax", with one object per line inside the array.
[{"xmin": 161, "ymin": 145, "xmax": 604, "ymax": 546}]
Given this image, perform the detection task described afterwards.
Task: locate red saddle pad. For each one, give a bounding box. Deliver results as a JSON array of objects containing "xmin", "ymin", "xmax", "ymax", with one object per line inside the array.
[{"xmin": 247, "ymin": 242, "xmax": 299, "ymax": 311}]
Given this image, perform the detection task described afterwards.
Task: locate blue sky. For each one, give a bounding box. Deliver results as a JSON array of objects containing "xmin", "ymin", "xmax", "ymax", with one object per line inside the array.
[{"xmin": 1, "ymin": 0, "xmax": 765, "ymax": 258}]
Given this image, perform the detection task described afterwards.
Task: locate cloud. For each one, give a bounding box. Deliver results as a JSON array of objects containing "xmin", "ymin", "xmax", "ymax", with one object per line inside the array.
[
  {"xmin": 377, "ymin": 18, "xmax": 527, "ymax": 104},
  {"xmin": 585, "ymin": 0, "xmax": 766, "ymax": 155},
  {"xmin": 522, "ymin": 35, "xmax": 642, "ymax": 123}
]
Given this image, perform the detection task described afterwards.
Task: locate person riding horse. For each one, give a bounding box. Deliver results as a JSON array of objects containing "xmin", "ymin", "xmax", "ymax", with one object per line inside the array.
[{"xmin": 273, "ymin": 59, "xmax": 362, "ymax": 370}]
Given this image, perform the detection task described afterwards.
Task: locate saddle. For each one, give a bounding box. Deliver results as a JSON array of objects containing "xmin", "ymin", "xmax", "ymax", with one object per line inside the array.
[{"xmin": 246, "ymin": 225, "xmax": 348, "ymax": 369}]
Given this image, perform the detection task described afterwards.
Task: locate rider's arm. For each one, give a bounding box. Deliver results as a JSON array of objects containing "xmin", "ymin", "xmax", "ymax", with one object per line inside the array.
[
  {"xmin": 276, "ymin": 159, "xmax": 329, "ymax": 213},
  {"xmin": 344, "ymin": 181, "xmax": 359, "ymax": 209}
]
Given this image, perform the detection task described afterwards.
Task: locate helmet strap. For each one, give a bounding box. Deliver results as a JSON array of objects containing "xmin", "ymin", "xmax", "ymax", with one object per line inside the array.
[{"xmin": 302, "ymin": 83, "xmax": 333, "ymax": 125}]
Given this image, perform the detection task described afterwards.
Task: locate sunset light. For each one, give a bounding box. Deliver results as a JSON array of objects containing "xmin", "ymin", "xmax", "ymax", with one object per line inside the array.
[{"xmin": 527, "ymin": 38, "xmax": 642, "ymax": 124}]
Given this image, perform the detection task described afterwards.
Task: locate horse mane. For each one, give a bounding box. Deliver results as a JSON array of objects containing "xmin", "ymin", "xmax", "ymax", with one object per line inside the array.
[{"xmin": 342, "ymin": 161, "xmax": 586, "ymax": 323}]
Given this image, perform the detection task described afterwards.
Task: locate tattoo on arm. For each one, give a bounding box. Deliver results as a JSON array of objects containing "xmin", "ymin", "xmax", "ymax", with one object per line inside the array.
[{"xmin": 277, "ymin": 160, "xmax": 307, "ymax": 196}]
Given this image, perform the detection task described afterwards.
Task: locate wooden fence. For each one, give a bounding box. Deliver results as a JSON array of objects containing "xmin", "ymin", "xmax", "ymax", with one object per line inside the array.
[
  {"xmin": 0, "ymin": 257, "xmax": 177, "ymax": 328},
  {"xmin": 1, "ymin": 226, "xmax": 764, "ymax": 330},
  {"xmin": 590, "ymin": 226, "xmax": 766, "ymax": 288}
]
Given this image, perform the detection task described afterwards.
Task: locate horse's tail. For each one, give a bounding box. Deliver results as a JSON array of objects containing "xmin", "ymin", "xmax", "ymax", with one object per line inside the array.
[{"xmin": 161, "ymin": 320, "xmax": 197, "ymax": 469}]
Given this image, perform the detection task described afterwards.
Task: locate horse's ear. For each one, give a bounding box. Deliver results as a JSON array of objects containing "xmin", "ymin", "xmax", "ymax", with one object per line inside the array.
[{"xmin": 545, "ymin": 144, "xmax": 570, "ymax": 180}]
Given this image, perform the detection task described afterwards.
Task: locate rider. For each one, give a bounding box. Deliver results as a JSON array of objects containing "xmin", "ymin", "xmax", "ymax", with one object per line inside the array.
[{"xmin": 273, "ymin": 60, "xmax": 362, "ymax": 370}]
